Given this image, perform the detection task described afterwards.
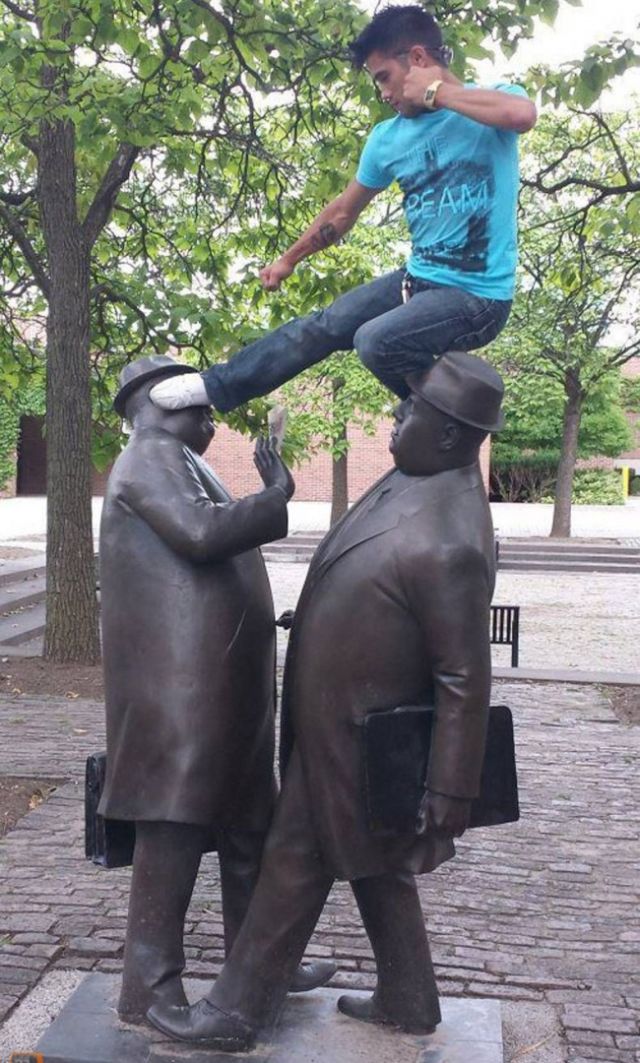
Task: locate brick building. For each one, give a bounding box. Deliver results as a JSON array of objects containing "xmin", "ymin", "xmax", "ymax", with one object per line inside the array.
[{"xmin": 205, "ymin": 417, "xmax": 491, "ymax": 502}]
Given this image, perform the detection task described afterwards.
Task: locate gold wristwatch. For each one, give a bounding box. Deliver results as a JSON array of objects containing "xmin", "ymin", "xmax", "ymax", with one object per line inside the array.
[{"xmin": 423, "ymin": 79, "xmax": 443, "ymax": 111}]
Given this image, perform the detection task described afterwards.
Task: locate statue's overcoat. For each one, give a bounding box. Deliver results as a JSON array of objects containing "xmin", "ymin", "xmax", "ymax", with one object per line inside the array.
[
  {"xmin": 99, "ymin": 426, "xmax": 287, "ymax": 828},
  {"xmin": 280, "ymin": 462, "xmax": 496, "ymax": 881}
]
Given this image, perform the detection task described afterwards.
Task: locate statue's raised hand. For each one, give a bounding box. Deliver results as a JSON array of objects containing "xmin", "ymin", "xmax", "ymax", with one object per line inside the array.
[{"xmin": 254, "ymin": 436, "xmax": 295, "ymax": 501}]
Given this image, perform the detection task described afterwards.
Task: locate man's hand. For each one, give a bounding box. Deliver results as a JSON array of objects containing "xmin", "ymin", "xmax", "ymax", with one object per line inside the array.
[
  {"xmin": 402, "ymin": 64, "xmax": 445, "ymax": 110},
  {"xmin": 254, "ymin": 435, "xmax": 295, "ymax": 500},
  {"xmin": 259, "ymin": 257, "xmax": 295, "ymax": 292},
  {"xmin": 417, "ymin": 791, "xmax": 472, "ymax": 838}
]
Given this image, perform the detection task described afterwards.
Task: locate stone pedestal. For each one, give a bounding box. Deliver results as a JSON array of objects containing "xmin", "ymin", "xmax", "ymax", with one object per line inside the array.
[{"xmin": 37, "ymin": 974, "xmax": 503, "ymax": 1063}]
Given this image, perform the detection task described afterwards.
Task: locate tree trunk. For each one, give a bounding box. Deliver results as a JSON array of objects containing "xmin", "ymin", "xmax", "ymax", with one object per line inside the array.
[
  {"xmin": 550, "ymin": 373, "xmax": 583, "ymax": 539},
  {"xmin": 331, "ymin": 443, "xmax": 348, "ymax": 526},
  {"xmin": 39, "ymin": 117, "xmax": 101, "ymax": 662},
  {"xmin": 330, "ymin": 378, "xmax": 348, "ymax": 527}
]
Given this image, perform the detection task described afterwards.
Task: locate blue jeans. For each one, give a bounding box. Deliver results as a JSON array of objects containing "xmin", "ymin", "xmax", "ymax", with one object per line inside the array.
[{"xmin": 202, "ymin": 270, "xmax": 512, "ymax": 412}]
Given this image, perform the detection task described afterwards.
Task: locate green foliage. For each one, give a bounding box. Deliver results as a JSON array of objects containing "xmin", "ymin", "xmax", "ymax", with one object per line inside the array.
[
  {"xmin": 490, "ymin": 452, "xmax": 558, "ymax": 502},
  {"xmin": 0, "ymin": 378, "xmax": 46, "ymax": 491},
  {"xmin": 491, "ymin": 361, "xmax": 633, "ymax": 464},
  {"xmin": 0, "ymin": 401, "xmax": 18, "ymax": 490},
  {"xmin": 0, "ymin": 0, "xmax": 638, "ymax": 478},
  {"xmin": 3, "ymin": 0, "xmax": 634, "ymax": 473},
  {"xmin": 541, "ymin": 469, "xmax": 625, "ymax": 505},
  {"xmin": 488, "ymin": 106, "xmax": 639, "ymax": 530},
  {"xmin": 528, "ymin": 34, "xmax": 640, "ymax": 110},
  {"xmin": 492, "ymin": 458, "xmax": 625, "ymax": 504},
  {"xmin": 622, "ymin": 377, "xmax": 640, "ymax": 413}
]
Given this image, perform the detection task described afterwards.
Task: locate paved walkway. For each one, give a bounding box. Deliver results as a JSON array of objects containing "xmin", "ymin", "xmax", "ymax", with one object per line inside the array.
[
  {"xmin": 268, "ymin": 563, "xmax": 640, "ymax": 675},
  {"xmin": 0, "ymin": 681, "xmax": 638, "ymax": 1062},
  {"xmin": 1, "ymin": 496, "xmax": 639, "ymax": 543}
]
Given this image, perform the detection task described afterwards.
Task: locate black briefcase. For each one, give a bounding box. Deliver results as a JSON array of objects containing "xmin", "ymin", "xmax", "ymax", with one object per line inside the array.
[
  {"xmin": 362, "ymin": 704, "xmax": 519, "ymax": 834},
  {"xmin": 85, "ymin": 752, "xmax": 136, "ymax": 869}
]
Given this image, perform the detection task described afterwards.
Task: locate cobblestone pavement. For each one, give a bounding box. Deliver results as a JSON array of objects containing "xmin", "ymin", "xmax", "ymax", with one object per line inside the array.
[
  {"xmin": 0, "ymin": 681, "xmax": 638, "ymax": 1062},
  {"xmin": 267, "ymin": 563, "xmax": 640, "ymax": 675}
]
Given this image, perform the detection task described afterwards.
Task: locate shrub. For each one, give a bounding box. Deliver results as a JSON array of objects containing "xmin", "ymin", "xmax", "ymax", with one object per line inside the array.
[
  {"xmin": 490, "ymin": 453, "xmax": 558, "ymax": 502},
  {"xmin": 540, "ymin": 469, "xmax": 625, "ymax": 506},
  {"xmin": 492, "ymin": 459, "xmax": 625, "ymax": 505}
]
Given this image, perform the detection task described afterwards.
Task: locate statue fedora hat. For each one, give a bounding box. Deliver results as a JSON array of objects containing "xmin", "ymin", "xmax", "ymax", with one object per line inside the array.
[
  {"xmin": 114, "ymin": 355, "xmax": 200, "ymax": 416},
  {"xmin": 407, "ymin": 351, "xmax": 505, "ymax": 433}
]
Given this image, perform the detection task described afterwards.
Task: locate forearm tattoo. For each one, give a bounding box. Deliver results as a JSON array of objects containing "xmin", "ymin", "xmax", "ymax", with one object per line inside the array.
[{"xmin": 310, "ymin": 222, "xmax": 338, "ymax": 252}]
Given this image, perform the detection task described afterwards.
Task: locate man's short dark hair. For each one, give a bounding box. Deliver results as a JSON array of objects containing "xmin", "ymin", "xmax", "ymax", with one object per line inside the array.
[{"xmin": 349, "ymin": 5, "xmax": 446, "ymax": 70}]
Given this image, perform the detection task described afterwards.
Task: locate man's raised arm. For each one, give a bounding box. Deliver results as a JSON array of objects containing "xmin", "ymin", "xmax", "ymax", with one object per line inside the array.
[
  {"xmin": 403, "ymin": 65, "xmax": 537, "ymax": 134},
  {"xmin": 260, "ymin": 179, "xmax": 381, "ymax": 291}
]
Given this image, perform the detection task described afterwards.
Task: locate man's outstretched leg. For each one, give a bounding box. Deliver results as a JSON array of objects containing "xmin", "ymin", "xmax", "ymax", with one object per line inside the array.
[
  {"xmin": 150, "ymin": 271, "xmax": 405, "ymax": 412},
  {"xmin": 150, "ymin": 275, "xmax": 511, "ymax": 415}
]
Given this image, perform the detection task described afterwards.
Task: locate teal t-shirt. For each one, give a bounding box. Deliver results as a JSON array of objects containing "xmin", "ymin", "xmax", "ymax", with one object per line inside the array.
[{"xmin": 356, "ymin": 84, "xmax": 528, "ymax": 300}]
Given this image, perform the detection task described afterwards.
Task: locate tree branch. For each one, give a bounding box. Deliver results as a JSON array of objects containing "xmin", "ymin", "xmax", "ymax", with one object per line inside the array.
[
  {"xmin": 0, "ymin": 0, "xmax": 35, "ymax": 20},
  {"xmin": 188, "ymin": 0, "xmax": 271, "ymax": 92},
  {"xmin": 82, "ymin": 142, "xmax": 139, "ymax": 249},
  {"xmin": 522, "ymin": 174, "xmax": 640, "ymax": 197},
  {"xmin": 0, "ymin": 202, "xmax": 50, "ymax": 297},
  {"xmin": 21, "ymin": 134, "xmax": 40, "ymax": 156},
  {"xmin": 0, "ymin": 186, "xmax": 35, "ymax": 206}
]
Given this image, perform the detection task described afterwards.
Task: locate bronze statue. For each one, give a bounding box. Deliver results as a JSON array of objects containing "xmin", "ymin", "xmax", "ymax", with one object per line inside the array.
[
  {"xmin": 147, "ymin": 350, "xmax": 505, "ymax": 1050},
  {"xmin": 99, "ymin": 355, "xmax": 335, "ymax": 1025}
]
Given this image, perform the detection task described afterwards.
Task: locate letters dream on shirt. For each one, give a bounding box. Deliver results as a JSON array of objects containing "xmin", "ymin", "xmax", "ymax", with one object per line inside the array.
[{"xmin": 356, "ymin": 84, "xmax": 529, "ymax": 300}]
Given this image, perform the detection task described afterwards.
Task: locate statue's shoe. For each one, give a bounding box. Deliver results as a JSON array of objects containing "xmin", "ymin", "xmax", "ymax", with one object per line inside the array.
[
  {"xmin": 290, "ymin": 960, "xmax": 337, "ymax": 993},
  {"xmin": 337, "ymin": 994, "xmax": 437, "ymax": 1035},
  {"xmin": 147, "ymin": 998, "xmax": 255, "ymax": 1051}
]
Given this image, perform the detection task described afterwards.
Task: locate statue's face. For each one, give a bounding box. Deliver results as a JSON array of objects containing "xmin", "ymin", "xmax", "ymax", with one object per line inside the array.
[
  {"xmin": 169, "ymin": 405, "xmax": 215, "ymax": 455},
  {"xmin": 389, "ymin": 394, "xmax": 450, "ymax": 475}
]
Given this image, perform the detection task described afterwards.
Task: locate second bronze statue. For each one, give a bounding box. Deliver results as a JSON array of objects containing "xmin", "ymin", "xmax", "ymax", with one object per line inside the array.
[{"xmin": 147, "ymin": 350, "xmax": 506, "ymax": 1051}]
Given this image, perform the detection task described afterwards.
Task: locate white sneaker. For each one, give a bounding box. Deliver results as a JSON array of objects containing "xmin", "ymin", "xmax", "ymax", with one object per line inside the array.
[{"xmin": 150, "ymin": 374, "xmax": 211, "ymax": 410}]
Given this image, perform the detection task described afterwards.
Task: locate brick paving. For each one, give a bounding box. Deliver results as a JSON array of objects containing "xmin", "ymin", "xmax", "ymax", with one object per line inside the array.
[{"xmin": 0, "ymin": 682, "xmax": 639, "ymax": 1063}]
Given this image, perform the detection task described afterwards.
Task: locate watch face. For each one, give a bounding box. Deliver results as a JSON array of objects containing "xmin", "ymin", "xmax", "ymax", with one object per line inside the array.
[{"xmin": 424, "ymin": 80, "xmax": 442, "ymax": 107}]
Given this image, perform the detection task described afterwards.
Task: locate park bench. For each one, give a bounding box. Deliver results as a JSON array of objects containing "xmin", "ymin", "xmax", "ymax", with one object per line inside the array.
[{"xmin": 490, "ymin": 604, "xmax": 520, "ymax": 668}]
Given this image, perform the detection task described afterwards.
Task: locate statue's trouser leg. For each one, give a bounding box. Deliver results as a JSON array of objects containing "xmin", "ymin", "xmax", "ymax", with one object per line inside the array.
[
  {"xmin": 119, "ymin": 820, "xmax": 207, "ymax": 1022},
  {"xmin": 217, "ymin": 829, "xmax": 266, "ymax": 957},
  {"xmin": 351, "ymin": 872, "xmax": 442, "ymax": 1028},
  {"xmin": 206, "ymin": 750, "xmax": 333, "ymax": 1029}
]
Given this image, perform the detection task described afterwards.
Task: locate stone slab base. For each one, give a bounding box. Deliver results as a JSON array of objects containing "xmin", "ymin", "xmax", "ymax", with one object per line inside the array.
[{"xmin": 36, "ymin": 974, "xmax": 503, "ymax": 1063}]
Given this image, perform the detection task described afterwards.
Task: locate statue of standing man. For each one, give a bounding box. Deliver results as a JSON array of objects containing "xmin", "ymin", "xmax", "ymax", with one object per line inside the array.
[{"xmin": 99, "ymin": 355, "xmax": 334, "ymax": 1025}]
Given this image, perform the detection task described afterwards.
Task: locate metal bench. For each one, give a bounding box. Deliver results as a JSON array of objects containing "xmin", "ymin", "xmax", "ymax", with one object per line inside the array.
[{"xmin": 490, "ymin": 605, "xmax": 520, "ymax": 668}]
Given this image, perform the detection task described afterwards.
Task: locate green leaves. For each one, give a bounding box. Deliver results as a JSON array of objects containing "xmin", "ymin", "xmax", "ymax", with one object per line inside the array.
[
  {"xmin": 539, "ymin": 0, "xmax": 560, "ymax": 27},
  {"xmin": 1, "ymin": 0, "xmax": 638, "ymax": 477},
  {"xmin": 489, "ymin": 106, "xmax": 640, "ymax": 495}
]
